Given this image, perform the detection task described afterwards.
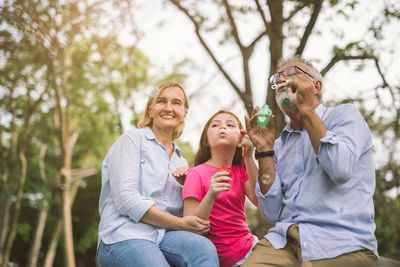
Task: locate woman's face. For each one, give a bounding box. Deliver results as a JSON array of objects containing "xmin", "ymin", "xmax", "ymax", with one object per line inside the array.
[
  {"xmin": 206, "ymin": 113, "xmax": 241, "ymax": 149},
  {"xmin": 149, "ymin": 86, "xmax": 186, "ymax": 132}
]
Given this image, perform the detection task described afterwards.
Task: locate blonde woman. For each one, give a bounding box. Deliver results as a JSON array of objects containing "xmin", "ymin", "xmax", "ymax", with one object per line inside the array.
[{"xmin": 96, "ymin": 81, "xmax": 218, "ymax": 267}]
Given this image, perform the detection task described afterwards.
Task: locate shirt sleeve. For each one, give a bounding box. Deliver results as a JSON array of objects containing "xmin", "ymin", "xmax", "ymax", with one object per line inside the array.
[
  {"xmin": 182, "ymin": 169, "xmax": 205, "ymax": 202},
  {"xmin": 318, "ymin": 104, "xmax": 373, "ymax": 185},
  {"xmin": 255, "ymin": 174, "xmax": 283, "ymax": 224},
  {"xmin": 107, "ymin": 133, "xmax": 155, "ymax": 223}
]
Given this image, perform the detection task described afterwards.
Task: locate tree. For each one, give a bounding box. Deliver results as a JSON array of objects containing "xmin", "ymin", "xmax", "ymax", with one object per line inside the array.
[
  {"xmin": 166, "ymin": 0, "xmax": 400, "ymax": 260},
  {"xmin": 0, "ymin": 1, "xmax": 150, "ymax": 266},
  {"xmin": 166, "ymin": 0, "xmax": 397, "ymax": 132}
]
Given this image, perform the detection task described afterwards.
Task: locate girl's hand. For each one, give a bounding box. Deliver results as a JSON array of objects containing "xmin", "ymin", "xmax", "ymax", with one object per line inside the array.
[
  {"xmin": 172, "ymin": 167, "xmax": 190, "ymax": 185},
  {"xmin": 207, "ymin": 171, "xmax": 231, "ymax": 200},
  {"xmin": 240, "ymin": 130, "xmax": 254, "ymax": 158}
]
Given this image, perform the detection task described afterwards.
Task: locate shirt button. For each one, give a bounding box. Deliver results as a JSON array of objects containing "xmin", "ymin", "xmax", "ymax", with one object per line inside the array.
[{"xmin": 303, "ymin": 242, "xmax": 308, "ymax": 247}]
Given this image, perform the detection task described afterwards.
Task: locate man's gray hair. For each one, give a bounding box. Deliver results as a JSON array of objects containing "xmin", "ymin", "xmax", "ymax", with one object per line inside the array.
[
  {"xmin": 277, "ymin": 56, "xmax": 323, "ymax": 82},
  {"xmin": 277, "ymin": 56, "xmax": 324, "ymax": 101}
]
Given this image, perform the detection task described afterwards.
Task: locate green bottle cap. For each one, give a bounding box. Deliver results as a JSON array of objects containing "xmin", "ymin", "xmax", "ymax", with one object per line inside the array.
[
  {"xmin": 281, "ymin": 97, "xmax": 290, "ymax": 107},
  {"xmin": 257, "ymin": 104, "xmax": 272, "ymax": 127}
]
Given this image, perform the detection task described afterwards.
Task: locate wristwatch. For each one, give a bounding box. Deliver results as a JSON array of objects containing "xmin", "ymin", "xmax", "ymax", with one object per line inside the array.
[{"xmin": 254, "ymin": 149, "xmax": 274, "ymax": 159}]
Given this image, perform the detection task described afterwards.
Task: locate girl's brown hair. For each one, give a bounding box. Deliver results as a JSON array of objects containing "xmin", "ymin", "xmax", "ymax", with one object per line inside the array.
[
  {"xmin": 194, "ymin": 109, "xmax": 244, "ymax": 166},
  {"xmin": 138, "ymin": 80, "xmax": 189, "ymax": 139}
]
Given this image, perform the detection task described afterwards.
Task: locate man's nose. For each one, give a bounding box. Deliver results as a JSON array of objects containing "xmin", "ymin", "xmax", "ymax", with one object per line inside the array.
[{"xmin": 276, "ymin": 73, "xmax": 286, "ymax": 84}]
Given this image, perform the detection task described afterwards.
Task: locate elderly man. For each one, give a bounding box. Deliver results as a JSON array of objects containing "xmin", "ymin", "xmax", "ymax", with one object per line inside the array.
[{"xmin": 243, "ymin": 57, "xmax": 378, "ymax": 267}]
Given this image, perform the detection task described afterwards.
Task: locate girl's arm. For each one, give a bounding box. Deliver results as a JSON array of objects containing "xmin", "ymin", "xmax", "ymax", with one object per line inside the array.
[
  {"xmin": 242, "ymin": 134, "xmax": 258, "ymax": 206},
  {"xmin": 183, "ymin": 171, "xmax": 231, "ymax": 220}
]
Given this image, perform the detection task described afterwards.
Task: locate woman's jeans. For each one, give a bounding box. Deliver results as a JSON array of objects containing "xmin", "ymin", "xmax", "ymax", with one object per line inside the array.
[{"xmin": 96, "ymin": 231, "xmax": 219, "ymax": 267}]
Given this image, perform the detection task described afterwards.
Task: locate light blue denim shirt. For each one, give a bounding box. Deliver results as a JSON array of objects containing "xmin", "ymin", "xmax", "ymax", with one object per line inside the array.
[
  {"xmin": 256, "ymin": 104, "xmax": 378, "ymax": 260},
  {"xmin": 98, "ymin": 127, "xmax": 188, "ymax": 245}
]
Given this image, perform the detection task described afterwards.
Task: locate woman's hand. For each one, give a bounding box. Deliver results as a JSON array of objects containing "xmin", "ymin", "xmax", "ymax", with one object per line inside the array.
[
  {"xmin": 206, "ymin": 171, "xmax": 231, "ymax": 200},
  {"xmin": 178, "ymin": 215, "xmax": 210, "ymax": 235},
  {"xmin": 171, "ymin": 167, "xmax": 190, "ymax": 185}
]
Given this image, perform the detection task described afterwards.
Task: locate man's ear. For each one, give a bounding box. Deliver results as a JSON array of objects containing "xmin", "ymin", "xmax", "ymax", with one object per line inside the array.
[{"xmin": 314, "ymin": 80, "xmax": 322, "ymax": 94}]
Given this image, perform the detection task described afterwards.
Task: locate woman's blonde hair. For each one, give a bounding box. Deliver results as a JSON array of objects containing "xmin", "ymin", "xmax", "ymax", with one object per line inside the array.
[{"xmin": 138, "ymin": 80, "xmax": 189, "ymax": 139}]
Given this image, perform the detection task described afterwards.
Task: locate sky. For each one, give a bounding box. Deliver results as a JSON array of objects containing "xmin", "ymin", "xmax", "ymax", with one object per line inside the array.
[{"xmin": 120, "ymin": 0, "xmax": 399, "ymax": 169}]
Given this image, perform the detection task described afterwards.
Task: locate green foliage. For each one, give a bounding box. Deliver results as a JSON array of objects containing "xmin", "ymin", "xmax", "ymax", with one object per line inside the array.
[
  {"xmin": 177, "ymin": 140, "xmax": 195, "ymax": 167},
  {"xmin": 0, "ymin": 0, "xmax": 194, "ymax": 265},
  {"xmin": 17, "ymin": 223, "xmax": 31, "ymax": 243}
]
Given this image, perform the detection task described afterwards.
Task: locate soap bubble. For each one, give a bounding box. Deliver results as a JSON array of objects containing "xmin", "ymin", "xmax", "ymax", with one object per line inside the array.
[{"xmin": 261, "ymin": 174, "xmax": 272, "ymax": 185}]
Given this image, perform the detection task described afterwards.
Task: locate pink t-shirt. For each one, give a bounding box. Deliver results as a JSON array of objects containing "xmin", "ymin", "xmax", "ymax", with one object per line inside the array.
[{"xmin": 182, "ymin": 163, "xmax": 254, "ymax": 267}]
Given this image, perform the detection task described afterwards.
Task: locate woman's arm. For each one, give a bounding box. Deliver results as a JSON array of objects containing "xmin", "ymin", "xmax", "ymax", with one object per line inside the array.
[
  {"xmin": 109, "ymin": 132, "xmax": 210, "ymax": 235},
  {"xmin": 141, "ymin": 206, "xmax": 210, "ymax": 235}
]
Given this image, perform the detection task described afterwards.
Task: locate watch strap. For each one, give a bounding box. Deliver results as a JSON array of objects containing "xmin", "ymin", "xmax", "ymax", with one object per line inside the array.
[{"xmin": 254, "ymin": 149, "xmax": 274, "ymax": 159}]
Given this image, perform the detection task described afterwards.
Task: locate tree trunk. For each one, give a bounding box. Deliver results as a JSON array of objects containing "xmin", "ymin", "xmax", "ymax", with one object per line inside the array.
[
  {"xmin": 0, "ymin": 198, "xmax": 12, "ymax": 258},
  {"xmin": 0, "ymin": 149, "xmax": 27, "ymax": 267},
  {"xmin": 26, "ymin": 206, "xmax": 49, "ymax": 267},
  {"xmin": 42, "ymin": 172, "xmax": 89, "ymax": 267},
  {"xmin": 62, "ymin": 185, "xmax": 76, "ymax": 267},
  {"xmin": 266, "ymin": 0, "xmax": 285, "ymax": 135},
  {"xmin": 43, "ymin": 220, "xmax": 62, "ymax": 267}
]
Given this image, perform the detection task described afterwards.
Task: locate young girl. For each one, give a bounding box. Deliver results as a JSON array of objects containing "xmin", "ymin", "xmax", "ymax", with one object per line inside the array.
[{"xmin": 182, "ymin": 109, "xmax": 259, "ymax": 267}]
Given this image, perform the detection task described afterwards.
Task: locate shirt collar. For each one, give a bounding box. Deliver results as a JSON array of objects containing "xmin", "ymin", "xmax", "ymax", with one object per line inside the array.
[
  {"xmin": 281, "ymin": 104, "xmax": 325, "ymax": 143},
  {"xmin": 144, "ymin": 127, "xmax": 181, "ymax": 156}
]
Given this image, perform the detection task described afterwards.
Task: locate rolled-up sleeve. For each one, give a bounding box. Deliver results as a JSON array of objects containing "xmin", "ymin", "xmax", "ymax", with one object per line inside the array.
[
  {"xmin": 318, "ymin": 105, "xmax": 373, "ymax": 185},
  {"xmin": 108, "ymin": 134, "xmax": 155, "ymax": 223},
  {"xmin": 256, "ymin": 175, "xmax": 283, "ymax": 224}
]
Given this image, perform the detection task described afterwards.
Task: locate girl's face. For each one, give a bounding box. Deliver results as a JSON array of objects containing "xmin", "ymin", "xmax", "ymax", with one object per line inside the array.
[
  {"xmin": 206, "ymin": 113, "xmax": 241, "ymax": 149},
  {"xmin": 149, "ymin": 86, "xmax": 186, "ymax": 132}
]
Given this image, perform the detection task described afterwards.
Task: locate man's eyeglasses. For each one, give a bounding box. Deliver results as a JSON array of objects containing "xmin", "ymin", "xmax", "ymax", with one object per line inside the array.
[{"xmin": 269, "ymin": 66, "xmax": 315, "ymax": 88}]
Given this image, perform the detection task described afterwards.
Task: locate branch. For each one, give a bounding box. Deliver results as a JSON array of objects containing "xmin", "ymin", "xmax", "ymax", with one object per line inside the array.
[
  {"xmin": 221, "ymin": 0, "xmax": 253, "ymax": 97},
  {"xmin": 168, "ymin": 0, "xmax": 243, "ymax": 97},
  {"xmin": 254, "ymin": 0, "xmax": 271, "ymax": 35},
  {"xmin": 373, "ymin": 57, "xmax": 395, "ymax": 100},
  {"xmin": 295, "ymin": 0, "xmax": 323, "ymax": 56},
  {"xmin": 320, "ymin": 54, "xmax": 376, "ymax": 77},
  {"xmin": 189, "ymin": 56, "xmax": 239, "ymax": 100},
  {"xmin": 222, "ymin": 0, "xmax": 243, "ymax": 49},
  {"xmin": 285, "ymin": 3, "xmax": 308, "ymax": 22},
  {"xmin": 248, "ymin": 30, "xmax": 267, "ymax": 52},
  {"xmin": 71, "ymin": 167, "xmax": 98, "ymax": 181}
]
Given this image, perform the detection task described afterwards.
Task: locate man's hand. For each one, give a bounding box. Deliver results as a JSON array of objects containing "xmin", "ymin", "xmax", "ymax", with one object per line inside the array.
[
  {"xmin": 289, "ymin": 73, "xmax": 318, "ymax": 115},
  {"xmin": 244, "ymin": 106, "xmax": 276, "ymax": 151}
]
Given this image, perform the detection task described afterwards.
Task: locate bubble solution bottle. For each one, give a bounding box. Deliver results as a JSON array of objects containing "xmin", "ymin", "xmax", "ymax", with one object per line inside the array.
[{"xmin": 256, "ymin": 104, "xmax": 272, "ymax": 127}]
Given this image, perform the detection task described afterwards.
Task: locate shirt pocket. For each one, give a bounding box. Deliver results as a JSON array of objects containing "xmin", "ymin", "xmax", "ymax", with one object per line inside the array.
[{"xmin": 139, "ymin": 150, "xmax": 168, "ymax": 196}]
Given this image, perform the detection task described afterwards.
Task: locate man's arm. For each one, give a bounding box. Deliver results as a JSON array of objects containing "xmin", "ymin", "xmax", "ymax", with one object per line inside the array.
[
  {"xmin": 244, "ymin": 109, "xmax": 284, "ymax": 223},
  {"xmin": 300, "ymin": 108, "xmax": 327, "ymax": 154}
]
